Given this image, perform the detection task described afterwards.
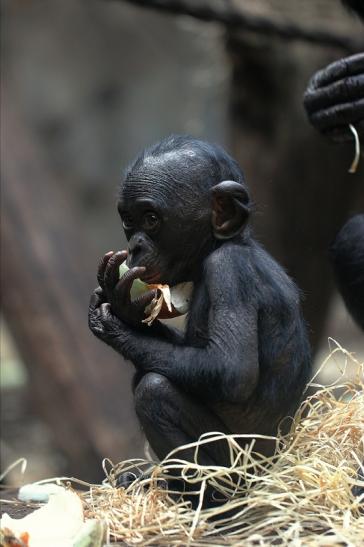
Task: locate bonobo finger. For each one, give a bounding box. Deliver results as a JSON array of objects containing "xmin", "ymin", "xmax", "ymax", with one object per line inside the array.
[
  {"xmin": 308, "ymin": 53, "xmax": 364, "ymax": 90},
  {"xmin": 304, "ymin": 75, "xmax": 364, "ymax": 114},
  {"xmin": 88, "ymin": 303, "xmax": 102, "ymax": 332},
  {"xmin": 97, "ymin": 251, "xmax": 115, "ymax": 287},
  {"xmin": 104, "ymin": 251, "xmax": 128, "ymax": 293},
  {"xmin": 89, "ymin": 287, "xmax": 105, "ymax": 311},
  {"xmin": 310, "ymin": 98, "xmax": 364, "ymax": 132},
  {"xmin": 116, "ymin": 266, "xmax": 146, "ymax": 303},
  {"xmin": 132, "ymin": 289, "xmax": 157, "ymax": 310},
  {"xmin": 100, "ymin": 302, "xmax": 112, "ymax": 320},
  {"xmin": 88, "ymin": 310, "xmax": 104, "ymax": 338}
]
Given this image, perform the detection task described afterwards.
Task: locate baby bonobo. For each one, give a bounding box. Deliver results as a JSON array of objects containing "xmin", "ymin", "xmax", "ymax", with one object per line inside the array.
[{"xmin": 89, "ymin": 136, "xmax": 311, "ymax": 501}]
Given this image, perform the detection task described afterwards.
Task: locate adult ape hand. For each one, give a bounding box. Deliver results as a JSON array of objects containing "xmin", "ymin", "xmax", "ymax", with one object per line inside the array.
[{"xmin": 303, "ymin": 52, "xmax": 364, "ymax": 143}]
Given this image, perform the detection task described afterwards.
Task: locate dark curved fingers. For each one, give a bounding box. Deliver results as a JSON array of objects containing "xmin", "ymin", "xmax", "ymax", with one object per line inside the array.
[
  {"xmin": 113, "ymin": 266, "xmax": 146, "ymax": 305},
  {"xmin": 99, "ymin": 302, "xmax": 112, "ymax": 321},
  {"xmin": 89, "ymin": 286, "xmax": 105, "ymax": 312},
  {"xmin": 104, "ymin": 250, "xmax": 128, "ymax": 294},
  {"xmin": 304, "ymin": 74, "xmax": 364, "ymax": 114},
  {"xmin": 89, "ymin": 304, "xmax": 113, "ymax": 339},
  {"xmin": 97, "ymin": 251, "xmax": 115, "ymax": 287},
  {"xmin": 133, "ymin": 289, "xmax": 157, "ymax": 310},
  {"xmin": 88, "ymin": 292, "xmax": 103, "ymax": 335},
  {"xmin": 307, "ymin": 53, "xmax": 364, "ymax": 90},
  {"xmin": 309, "ymin": 98, "xmax": 364, "ymax": 133}
]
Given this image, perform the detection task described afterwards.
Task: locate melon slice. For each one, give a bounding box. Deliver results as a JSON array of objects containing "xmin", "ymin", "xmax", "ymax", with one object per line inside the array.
[{"xmin": 118, "ymin": 263, "xmax": 193, "ymax": 325}]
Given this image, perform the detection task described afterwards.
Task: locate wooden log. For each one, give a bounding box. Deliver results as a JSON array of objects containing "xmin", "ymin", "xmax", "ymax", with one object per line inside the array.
[
  {"xmin": 1, "ymin": 90, "xmax": 143, "ymax": 482},
  {"xmin": 117, "ymin": 0, "xmax": 363, "ymax": 52}
]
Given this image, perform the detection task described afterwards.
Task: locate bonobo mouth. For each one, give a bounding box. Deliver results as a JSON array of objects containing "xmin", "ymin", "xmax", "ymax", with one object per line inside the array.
[{"xmin": 140, "ymin": 272, "xmax": 162, "ymax": 284}]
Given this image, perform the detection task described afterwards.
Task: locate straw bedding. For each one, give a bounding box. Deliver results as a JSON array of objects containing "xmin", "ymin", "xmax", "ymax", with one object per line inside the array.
[
  {"xmin": 1, "ymin": 342, "xmax": 363, "ymax": 545},
  {"xmin": 79, "ymin": 341, "xmax": 364, "ymax": 546}
]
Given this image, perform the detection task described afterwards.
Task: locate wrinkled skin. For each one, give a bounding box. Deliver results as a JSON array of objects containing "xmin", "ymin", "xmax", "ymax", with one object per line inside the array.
[
  {"xmin": 94, "ymin": 250, "xmax": 157, "ymax": 328},
  {"xmin": 303, "ymin": 52, "xmax": 364, "ymax": 143},
  {"xmin": 303, "ymin": 0, "xmax": 364, "ymax": 142},
  {"xmin": 89, "ymin": 136, "xmax": 311, "ymax": 505}
]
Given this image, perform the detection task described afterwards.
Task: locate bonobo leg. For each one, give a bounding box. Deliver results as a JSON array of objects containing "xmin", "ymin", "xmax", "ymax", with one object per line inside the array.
[
  {"xmin": 133, "ymin": 372, "xmax": 234, "ymax": 507},
  {"xmin": 134, "ymin": 372, "xmax": 231, "ymax": 466}
]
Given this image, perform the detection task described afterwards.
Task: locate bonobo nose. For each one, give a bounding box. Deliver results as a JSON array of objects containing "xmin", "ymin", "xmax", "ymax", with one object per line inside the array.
[{"xmin": 126, "ymin": 235, "xmax": 143, "ymax": 266}]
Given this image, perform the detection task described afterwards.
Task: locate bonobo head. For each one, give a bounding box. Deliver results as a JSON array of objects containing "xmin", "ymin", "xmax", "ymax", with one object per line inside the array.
[{"xmin": 118, "ymin": 135, "xmax": 251, "ymax": 285}]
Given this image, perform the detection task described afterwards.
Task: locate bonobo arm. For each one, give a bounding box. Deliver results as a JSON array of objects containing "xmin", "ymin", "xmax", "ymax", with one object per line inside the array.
[
  {"xmin": 89, "ymin": 286, "xmax": 185, "ymax": 344},
  {"xmin": 303, "ymin": 52, "xmax": 364, "ymax": 142},
  {"xmin": 89, "ymin": 248, "xmax": 259, "ymax": 403},
  {"xmin": 149, "ymin": 319, "xmax": 186, "ymax": 345}
]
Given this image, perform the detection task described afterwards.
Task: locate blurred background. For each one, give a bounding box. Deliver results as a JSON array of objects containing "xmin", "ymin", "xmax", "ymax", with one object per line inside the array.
[{"xmin": 1, "ymin": 0, "xmax": 363, "ymax": 485}]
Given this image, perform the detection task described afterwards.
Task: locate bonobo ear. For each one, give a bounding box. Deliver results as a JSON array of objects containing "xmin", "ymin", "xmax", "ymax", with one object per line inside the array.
[{"xmin": 211, "ymin": 180, "xmax": 250, "ymax": 240}]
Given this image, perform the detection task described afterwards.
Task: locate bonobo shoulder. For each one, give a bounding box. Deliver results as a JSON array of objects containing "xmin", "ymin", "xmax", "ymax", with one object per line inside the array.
[
  {"xmin": 202, "ymin": 241, "xmax": 258, "ymax": 302},
  {"xmin": 203, "ymin": 241, "xmax": 251, "ymax": 278},
  {"xmin": 203, "ymin": 240, "xmax": 299, "ymax": 305},
  {"xmin": 252, "ymin": 243, "xmax": 302, "ymax": 316}
]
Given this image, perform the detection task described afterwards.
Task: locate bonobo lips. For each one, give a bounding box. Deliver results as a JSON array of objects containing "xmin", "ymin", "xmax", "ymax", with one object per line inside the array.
[{"xmin": 140, "ymin": 272, "xmax": 162, "ymax": 284}]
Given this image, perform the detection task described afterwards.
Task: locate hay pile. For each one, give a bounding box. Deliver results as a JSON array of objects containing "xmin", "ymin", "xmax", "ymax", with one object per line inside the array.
[
  {"xmin": 1, "ymin": 343, "xmax": 363, "ymax": 545},
  {"xmin": 79, "ymin": 342, "xmax": 364, "ymax": 546}
]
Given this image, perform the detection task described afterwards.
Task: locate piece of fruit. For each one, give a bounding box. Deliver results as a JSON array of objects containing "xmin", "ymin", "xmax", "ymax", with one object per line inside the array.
[
  {"xmin": 118, "ymin": 262, "xmax": 193, "ymax": 324},
  {"xmin": 118, "ymin": 262, "xmax": 149, "ymax": 301}
]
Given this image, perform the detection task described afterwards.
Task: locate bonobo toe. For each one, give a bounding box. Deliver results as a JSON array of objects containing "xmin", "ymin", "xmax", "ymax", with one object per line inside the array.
[{"xmin": 115, "ymin": 471, "xmax": 138, "ymax": 489}]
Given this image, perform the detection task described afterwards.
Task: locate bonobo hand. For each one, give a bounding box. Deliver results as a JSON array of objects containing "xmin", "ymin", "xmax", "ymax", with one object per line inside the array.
[
  {"xmin": 303, "ymin": 52, "xmax": 364, "ymax": 142},
  {"xmin": 88, "ymin": 287, "xmax": 126, "ymax": 348},
  {"xmin": 96, "ymin": 250, "xmax": 156, "ymax": 328}
]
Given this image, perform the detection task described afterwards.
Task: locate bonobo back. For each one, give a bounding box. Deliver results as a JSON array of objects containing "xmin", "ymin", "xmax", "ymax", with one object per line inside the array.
[
  {"xmin": 251, "ymin": 241, "xmax": 311, "ymax": 422},
  {"xmin": 186, "ymin": 238, "xmax": 311, "ymax": 429}
]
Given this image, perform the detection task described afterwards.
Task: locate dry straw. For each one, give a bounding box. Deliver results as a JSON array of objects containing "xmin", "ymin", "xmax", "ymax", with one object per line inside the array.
[
  {"xmin": 79, "ymin": 340, "xmax": 364, "ymax": 545},
  {"xmin": 2, "ymin": 341, "xmax": 363, "ymax": 545}
]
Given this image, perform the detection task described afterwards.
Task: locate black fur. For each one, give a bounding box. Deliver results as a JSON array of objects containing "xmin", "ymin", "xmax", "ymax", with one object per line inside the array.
[
  {"xmin": 303, "ymin": 0, "xmax": 364, "ymax": 143},
  {"xmin": 330, "ymin": 215, "xmax": 364, "ymax": 330},
  {"xmin": 342, "ymin": 0, "xmax": 364, "ymax": 19},
  {"xmin": 89, "ymin": 136, "xmax": 311, "ymax": 502}
]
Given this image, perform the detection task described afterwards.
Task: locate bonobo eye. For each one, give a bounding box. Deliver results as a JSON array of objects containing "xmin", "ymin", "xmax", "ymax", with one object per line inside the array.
[
  {"xmin": 122, "ymin": 214, "xmax": 134, "ymax": 230},
  {"xmin": 142, "ymin": 211, "xmax": 160, "ymax": 232}
]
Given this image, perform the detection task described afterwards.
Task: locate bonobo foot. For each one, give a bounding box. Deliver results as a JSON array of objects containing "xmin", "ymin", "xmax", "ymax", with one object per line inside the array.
[
  {"xmin": 115, "ymin": 468, "xmax": 208, "ymax": 508},
  {"xmin": 352, "ymin": 464, "xmax": 364, "ymax": 502},
  {"xmin": 115, "ymin": 471, "xmax": 140, "ymax": 489},
  {"xmin": 114, "ymin": 466, "xmax": 168, "ymax": 490}
]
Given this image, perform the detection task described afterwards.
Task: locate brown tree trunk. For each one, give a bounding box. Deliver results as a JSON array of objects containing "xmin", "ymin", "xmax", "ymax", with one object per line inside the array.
[{"xmin": 1, "ymin": 91, "xmax": 143, "ymax": 481}]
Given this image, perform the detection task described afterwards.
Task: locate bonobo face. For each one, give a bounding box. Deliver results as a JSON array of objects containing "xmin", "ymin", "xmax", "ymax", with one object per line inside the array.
[
  {"xmin": 118, "ymin": 136, "xmax": 250, "ymax": 285},
  {"xmin": 118, "ymin": 178, "xmax": 213, "ymax": 286}
]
